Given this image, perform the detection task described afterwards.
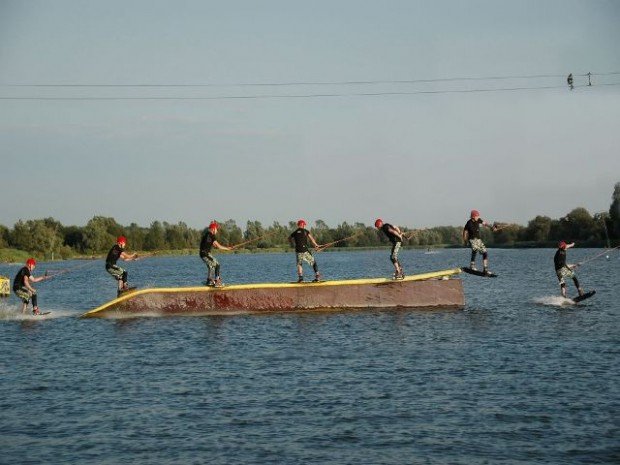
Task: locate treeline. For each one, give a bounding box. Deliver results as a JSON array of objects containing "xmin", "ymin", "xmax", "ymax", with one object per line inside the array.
[{"xmin": 1, "ymin": 183, "xmax": 619, "ymax": 260}]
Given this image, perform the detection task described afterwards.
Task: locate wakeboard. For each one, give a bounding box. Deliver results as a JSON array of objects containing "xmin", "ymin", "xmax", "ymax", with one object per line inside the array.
[
  {"xmin": 35, "ymin": 311, "xmax": 52, "ymax": 316},
  {"xmin": 117, "ymin": 286, "xmax": 137, "ymax": 297},
  {"xmin": 461, "ymin": 267, "xmax": 497, "ymax": 278},
  {"xmin": 572, "ymin": 290, "xmax": 596, "ymax": 303}
]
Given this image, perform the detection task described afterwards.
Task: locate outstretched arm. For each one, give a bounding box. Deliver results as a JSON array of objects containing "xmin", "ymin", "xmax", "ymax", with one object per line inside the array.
[
  {"xmin": 120, "ymin": 251, "xmax": 139, "ymax": 261},
  {"xmin": 214, "ymin": 240, "xmax": 232, "ymax": 251},
  {"xmin": 308, "ymin": 233, "xmax": 320, "ymax": 249},
  {"xmin": 481, "ymin": 219, "xmax": 496, "ymax": 230},
  {"xmin": 28, "ymin": 275, "xmax": 47, "ymax": 285}
]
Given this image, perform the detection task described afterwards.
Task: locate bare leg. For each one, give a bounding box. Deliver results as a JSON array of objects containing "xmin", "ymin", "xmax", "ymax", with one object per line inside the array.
[{"xmin": 392, "ymin": 261, "xmax": 404, "ymax": 278}]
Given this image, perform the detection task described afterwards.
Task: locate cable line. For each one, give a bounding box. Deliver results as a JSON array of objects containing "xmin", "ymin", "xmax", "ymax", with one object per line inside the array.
[
  {"xmin": 1, "ymin": 82, "xmax": 619, "ymax": 101},
  {"xmin": 1, "ymin": 71, "xmax": 618, "ymax": 88}
]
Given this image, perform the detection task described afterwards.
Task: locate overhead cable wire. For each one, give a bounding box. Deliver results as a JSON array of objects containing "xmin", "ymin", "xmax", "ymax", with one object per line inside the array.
[
  {"xmin": 1, "ymin": 82, "xmax": 619, "ymax": 101},
  {"xmin": 1, "ymin": 71, "xmax": 618, "ymax": 88}
]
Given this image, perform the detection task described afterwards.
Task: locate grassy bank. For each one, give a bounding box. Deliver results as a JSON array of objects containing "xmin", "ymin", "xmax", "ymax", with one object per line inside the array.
[{"xmin": 0, "ymin": 248, "xmax": 31, "ymax": 264}]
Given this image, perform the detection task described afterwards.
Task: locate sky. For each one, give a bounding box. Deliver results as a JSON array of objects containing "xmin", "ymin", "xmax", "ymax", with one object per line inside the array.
[{"xmin": 1, "ymin": 0, "xmax": 619, "ymax": 230}]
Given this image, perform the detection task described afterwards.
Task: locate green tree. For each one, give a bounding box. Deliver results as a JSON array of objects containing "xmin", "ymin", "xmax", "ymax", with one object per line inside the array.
[
  {"xmin": 144, "ymin": 221, "xmax": 166, "ymax": 250},
  {"xmin": 354, "ymin": 225, "xmax": 379, "ymax": 247},
  {"xmin": 549, "ymin": 219, "xmax": 565, "ymax": 242},
  {"xmin": 563, "ymin": 208, "xmax": 597, "ymax": 241},
  {"xmin": 10, "ymin": 218, "xmax": 64, "ymax": 257},
  {"xmin": 264, "ymin": 221, "xmax": 289, "ymax": 248},
  {"xmin": 314, "ymin": 219, "xmax": 329, "ymax": 230},
  {"xmin": 125, "ymin": 223, "xmax": 146, "ymax": 251},
  {"xmin": 63, "ymin": 225, "xmax": 85, "ymax": 252},
  {"xmin": 593, "ymin": 212, "xmax": 612, "ymax": 247},
  {"xmin": 217, "ymin": 219, "xmax": 242, "ymax": 247},
  {"xmin": 244, "ymin": 220, "xmax": 265, "ymax": 249},
  {"xmin": 0, "ymin": 224, "xmax": 9, "ymax": 248},
  {"xmin": 524, "ymin": 216, "xmax": 552, "ymax": 242},
  {"xmin": 310, "ymin": 219, "xmax": 334, "ymax": 245},
  {"xmin": 493, "ymin": 224, "xmax": 524, "ymax": 245},
  {"xmin": 609, "ymin": 182, "xmax": 620, "ymax": 239},
  {"xmin": 82, "ymin": 216, "xmax": 122, "ymax": 253},
  {"xmin": 433, "ymin": 226, "xmax": 462, "ymax": 245},
  {"xmin": 164, "ymin": 222, "xmax": 194, "ymax": 249},
  {"xmin": 416, "ymin": 229, "xmax": 442, "ymax": 246},
  {"xmin": 333, "ymin": 222, "xmax": 355, "ymax": 248},
  {"xmin": 479, "ymin": 227, "xmax": 494, "ymax": 245}
]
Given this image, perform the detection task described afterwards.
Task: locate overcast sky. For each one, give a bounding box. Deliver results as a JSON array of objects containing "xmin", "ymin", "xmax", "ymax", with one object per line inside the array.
[{"xmin": 1, "ymin": 0, "xmax": 619, "ymax": 230}]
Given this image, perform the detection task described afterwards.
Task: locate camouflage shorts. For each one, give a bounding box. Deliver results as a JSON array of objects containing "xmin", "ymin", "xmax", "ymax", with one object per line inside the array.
[
  {"xmin": 14, "ymin": 287, "xmax": 35, "ymax": 304},
  {"xmin": 296, "ymin": 252, "xmax": 315, "ymax": 267},
  {"xmin": 201, "ymin": 254, "xmax": 219, "ymax": 272},
  {"xmin": 469, "ymin": 238, "xmax": 487, "ymax": 254},
  {"xmin": 390, "ymin": 242, "xmax": 402, "ymax": 262},
  {"xmin": 556, "ymin": 266, "xmax": 576, "ymax": 285},
  {"xmin": 106, "ymin": 265, "xmax": 125, "ymax": 281}
]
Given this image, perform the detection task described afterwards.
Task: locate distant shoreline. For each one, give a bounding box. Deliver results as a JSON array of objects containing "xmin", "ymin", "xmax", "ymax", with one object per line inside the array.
[{"xmin": 1, "ymin": 241, "xmax": 617, "ymax": 264}]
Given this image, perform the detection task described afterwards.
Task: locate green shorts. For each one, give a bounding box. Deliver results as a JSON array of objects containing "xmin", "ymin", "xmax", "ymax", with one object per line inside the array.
[
  {"xmin": 106, "ymin": 265, "xmax": 125, "ymax": 280},
  {"xmin": 14, "ymin": 287, "xmax": 35, "ymax": 304}
]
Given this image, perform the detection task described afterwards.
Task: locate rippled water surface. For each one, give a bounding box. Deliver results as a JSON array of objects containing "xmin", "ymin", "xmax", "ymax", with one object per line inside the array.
[{"xmin": 1, "ymin": 249, "xmax": 618, "ymax": 464}]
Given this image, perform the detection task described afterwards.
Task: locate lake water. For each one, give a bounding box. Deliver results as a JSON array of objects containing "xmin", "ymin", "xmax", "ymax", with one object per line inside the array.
[{"xmin": 1, "ymin": 248, "xmax": 618, "ymax": 464}]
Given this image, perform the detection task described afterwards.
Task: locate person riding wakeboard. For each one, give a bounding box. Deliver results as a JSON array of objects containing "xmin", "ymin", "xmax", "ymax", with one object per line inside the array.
[
  {"xmin": 289, "ymin": 219, "xmax": 322, "ymax": 283},
  {"xmin": 463, "ymin": 210, "xmax": 497, "ymax": 276},
  {"xmin": 375, "ymin": 218, "xmax": 405, "ymax": 279},
  {"xmin": 554, "ymin": 241, "xmax": 585, "ymax": 299},
  {"xmin": 13, "ymin": 258, "xmax": 49, "ymax": 315},
  {"xmin": 106, "ymin": 236, "xmax": 139, "ymax": 296},
  {"xmin": 199, "ymin": 221, "xmax": 231, "ymax": 287}
]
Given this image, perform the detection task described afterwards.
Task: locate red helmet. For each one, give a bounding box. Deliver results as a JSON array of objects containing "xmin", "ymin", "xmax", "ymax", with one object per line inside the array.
[
  {"xmin": 558, "ymin": 241, "xmax": 567, "ymax": 249},
  {"xmin": 374, "ymin": 218, "xmax": 383, "ymax": 228},
  {"xmin": 297, "ymin": 219, "xmax": 306, "ymax": 228},
  {"xmin": 117, "ymin": 236, "xmax": 127, "ymax": 244},
  {"xmin": 209, "ymin": 221, "xmax": 219, "ymax": 230},
  {"xmin": 470, "ymin": 210, "xmax": 480, "ymax": 218},
  {"xmin": 26, "ymin": 258, "xmax": 36, "ymax": 267}
]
